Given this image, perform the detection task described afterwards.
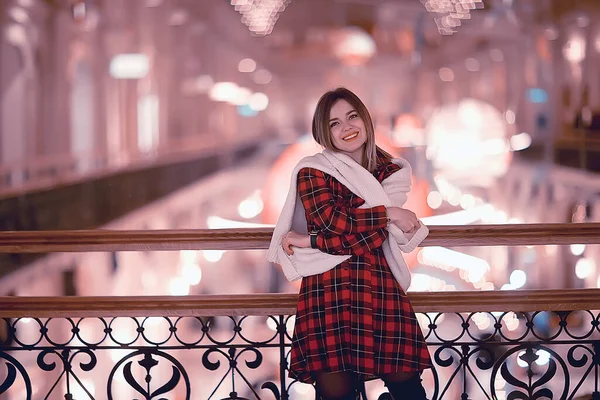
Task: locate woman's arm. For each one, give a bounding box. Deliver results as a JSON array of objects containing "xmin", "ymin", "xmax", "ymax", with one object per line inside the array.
[
  {"xmin": 281, "ymin": 229, "xmax": 388, "ymax": 257},
  {"xmin": 297, "ymin": 167, "xmax": 388, "ymax": 235},
  {"xmin": 315, "ymin": 230, "xmax": 388, "ymax": 256}
]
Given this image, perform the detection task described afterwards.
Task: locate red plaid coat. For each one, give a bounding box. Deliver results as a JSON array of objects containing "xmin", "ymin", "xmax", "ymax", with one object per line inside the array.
[{"xmin": 289, "ymin": 155, "xmax": 432, "ymax": 384}]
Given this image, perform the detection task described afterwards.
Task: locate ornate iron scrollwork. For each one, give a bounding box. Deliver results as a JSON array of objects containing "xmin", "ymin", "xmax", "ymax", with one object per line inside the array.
[
  {"xmin": 1, "ymin": 312, "xmax": 600, "ymax": 400},
  {"xmin": 0, "ymin": 350, "xmax": 32, "ymax": 398},
  {"xmin": 108, "ymin": 349, "xmax": 191, "ymax": 400}
]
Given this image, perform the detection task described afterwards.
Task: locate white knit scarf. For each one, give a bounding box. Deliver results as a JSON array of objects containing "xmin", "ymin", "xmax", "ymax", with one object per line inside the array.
[{"xmin": 266, "ymin": 149, "xmax": 428, "ymax": 291}]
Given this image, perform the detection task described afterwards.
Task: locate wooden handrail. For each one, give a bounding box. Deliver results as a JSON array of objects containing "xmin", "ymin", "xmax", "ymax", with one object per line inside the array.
[
  {"xmin": 0, "ymin": 223, "xmax": 599, "ymax": 253},
  {"xmin": 1, "ymin": 289, "xmax": 599, "ymax": 317}
]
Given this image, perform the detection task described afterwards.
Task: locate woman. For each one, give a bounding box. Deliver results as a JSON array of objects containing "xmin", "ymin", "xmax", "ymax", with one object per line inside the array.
[{"xmin": 267, "ymin": 87, "xmax": 431, "ymax": 400}]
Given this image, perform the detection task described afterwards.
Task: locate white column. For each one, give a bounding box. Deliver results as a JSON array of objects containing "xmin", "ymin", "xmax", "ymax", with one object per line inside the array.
[
  {"xmin": 0, "ymin": 0, "xmax": 41, "ymax": 183},
  {"xmin": 588, "ymin": 19, "xmax": 600, "ymax": 109}
]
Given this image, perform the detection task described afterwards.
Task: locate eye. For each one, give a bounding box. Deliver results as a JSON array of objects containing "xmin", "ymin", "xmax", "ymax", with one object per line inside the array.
[
  {"xmin": 349, "ymin": 113, "xmax": 359, "ymax": 119},
  {"xmin": 330, "ymin": 121, "xmax": 339, "ymax": 128}
]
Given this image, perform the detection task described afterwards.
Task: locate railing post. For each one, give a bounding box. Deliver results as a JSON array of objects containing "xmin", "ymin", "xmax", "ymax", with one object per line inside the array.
[
  {"xmin": 279, "ymin": 315, "xmax": 289, "ymax": 400},
  {"xmin": 62, "ymin": 348, "xmax": 73, "ymax": 400},
  {"xmin": 593, "ymin": 341, "xmax": 600, "ymax": 398},
  {"xmin": 461, "ymin": 344, "xmax": 469, "ymax": 400}
]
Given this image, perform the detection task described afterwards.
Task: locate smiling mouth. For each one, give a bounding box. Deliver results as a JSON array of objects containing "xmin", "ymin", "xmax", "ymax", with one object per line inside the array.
[{"xmin": 342, "ymin": 132, "xmax": 359, "ymax": 141}]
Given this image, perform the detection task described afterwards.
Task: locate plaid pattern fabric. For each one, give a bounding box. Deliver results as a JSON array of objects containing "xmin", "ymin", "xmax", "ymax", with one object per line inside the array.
[{"xmin": 289, "ymin": 155, "xmax": 432, "ymax": 384}]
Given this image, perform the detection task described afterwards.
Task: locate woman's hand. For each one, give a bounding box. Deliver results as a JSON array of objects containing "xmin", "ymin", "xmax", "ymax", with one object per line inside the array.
[
  {"xmin": 282, "ymin": 231, "xmax": 311, "ymax": 255},
  {"xmin": 387, "ymin": 207, "xmax": 420, "ymax": 234}
]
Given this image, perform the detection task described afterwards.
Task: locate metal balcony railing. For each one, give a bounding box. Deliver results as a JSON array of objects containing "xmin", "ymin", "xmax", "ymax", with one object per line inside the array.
[
  {"xmin": 0, "ymin": 135, "xmax": 260, "ymax": 196},
  {"xmin": 0, "ymin": 224, "xmax": 599, "ymax": 399}
]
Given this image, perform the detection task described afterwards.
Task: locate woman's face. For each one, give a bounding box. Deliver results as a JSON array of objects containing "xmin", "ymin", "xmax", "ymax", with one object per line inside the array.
[{"xmin": 328, "ymin": 99, "xmax": 367, "ymax": 163}]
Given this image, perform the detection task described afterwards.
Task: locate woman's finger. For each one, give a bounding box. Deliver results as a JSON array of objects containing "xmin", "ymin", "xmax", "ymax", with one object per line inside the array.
[{"xmin": 284, "ymin": 240, "xmax": 294, "ymax": 255}]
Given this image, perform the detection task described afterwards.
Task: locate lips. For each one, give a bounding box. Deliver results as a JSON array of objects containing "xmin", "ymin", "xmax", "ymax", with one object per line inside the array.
[{"xmin": 342, "ymin": 132, "xmax": 359, "ymax": 141}]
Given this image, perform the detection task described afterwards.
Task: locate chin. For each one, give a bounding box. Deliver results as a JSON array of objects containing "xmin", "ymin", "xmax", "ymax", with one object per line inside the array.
[{"xmin": 337, "ymin": 139, "xmax": 366, "ymax": 151}]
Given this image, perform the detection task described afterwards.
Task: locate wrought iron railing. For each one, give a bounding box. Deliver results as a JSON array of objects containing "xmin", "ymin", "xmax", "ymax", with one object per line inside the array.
[
  {"xmin": 0, "ymin": 224, "xmax": 599, "ymax": 399},
  {"xmin": 1, "ymin": 291, "xmax": 599, "ymax": 399}
]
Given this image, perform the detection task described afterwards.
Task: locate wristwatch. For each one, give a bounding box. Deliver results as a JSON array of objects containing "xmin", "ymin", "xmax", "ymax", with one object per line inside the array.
[{"xmin": 309, "ymin": 230, "xmax": 318, "ymax": 249}]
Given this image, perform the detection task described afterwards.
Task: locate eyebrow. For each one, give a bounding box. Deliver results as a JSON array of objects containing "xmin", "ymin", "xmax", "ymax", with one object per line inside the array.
[{"xmin": 329, "ymin": 109, "xmax": 357, "ymax": 122}]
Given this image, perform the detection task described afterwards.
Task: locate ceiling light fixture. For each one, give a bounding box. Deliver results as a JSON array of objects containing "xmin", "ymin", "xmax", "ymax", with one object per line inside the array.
[
  {"xmin": 231, "ymin": 0, "xmax": 292, "ymax": 36},
  {"xmin": 420, "ymin": 0, "xmax": 485, "ymax": 36}
]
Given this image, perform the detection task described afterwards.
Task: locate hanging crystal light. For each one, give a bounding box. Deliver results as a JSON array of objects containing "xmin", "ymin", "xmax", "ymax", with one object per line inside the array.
[
  {"xmin": 231, "ymin": 0, "xmax": 292, "ymax": 36},
  {"xmin": 420, "ymin": 0, "xmax": 485, "ymax": 36}
]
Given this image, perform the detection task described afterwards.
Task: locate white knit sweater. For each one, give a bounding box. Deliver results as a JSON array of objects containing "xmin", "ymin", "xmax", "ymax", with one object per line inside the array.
[{"xmin": 266, "ymin": 149, "xmax": 429, "ymax": 291}]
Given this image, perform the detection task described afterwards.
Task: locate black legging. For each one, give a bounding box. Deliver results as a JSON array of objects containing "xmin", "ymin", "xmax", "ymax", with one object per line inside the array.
[
  {"xmin": 314, "ymin": 371, "xmax": 359, "ymax": 400},
  {"xmin": 314, "ymin": 371, "xmax": 428, "ymax": 400},
  {"xmin": 384, "ymin": 374, "xmax": 428, "ymax": 400}
]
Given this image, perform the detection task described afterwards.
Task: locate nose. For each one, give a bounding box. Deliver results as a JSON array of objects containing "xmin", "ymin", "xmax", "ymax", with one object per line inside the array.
[{"xmin": 342, "ymin": 122, "xmax": 353, "ymax": 131}]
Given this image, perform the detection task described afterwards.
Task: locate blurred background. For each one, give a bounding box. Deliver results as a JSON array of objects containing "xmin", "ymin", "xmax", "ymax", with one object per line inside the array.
[{"xmin": 1, "ymin": 0, "xmax": 600, "ymax": 398}]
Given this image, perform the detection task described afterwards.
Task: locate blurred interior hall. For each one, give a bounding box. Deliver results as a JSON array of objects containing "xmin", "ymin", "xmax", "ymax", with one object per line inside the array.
[{"xmin": 1, "ymin": 0, "xmax": 600, "ymax": 399}]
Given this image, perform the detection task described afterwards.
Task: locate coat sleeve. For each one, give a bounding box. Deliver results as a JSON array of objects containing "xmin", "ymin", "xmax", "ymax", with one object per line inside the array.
[
  {"xmin": 297, "ymin": 167, "xmax": 388, "ymax": 235},
  {"xmin": 314, "ymin": 230, "xmax": 388, "ymax": 256}
]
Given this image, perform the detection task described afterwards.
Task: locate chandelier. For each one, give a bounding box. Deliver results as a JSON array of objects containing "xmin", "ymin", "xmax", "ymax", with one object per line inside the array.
[
  {"xmin": 420, "ymin": 0, "xmax": 485, "ymax": 36},
  {"xmin": 231, "ymin": 0, "xmax": 292, "ymax": 36}
]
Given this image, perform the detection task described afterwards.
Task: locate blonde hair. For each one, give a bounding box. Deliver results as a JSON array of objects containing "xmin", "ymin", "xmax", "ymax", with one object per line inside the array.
[{"xmin": 311, "ymin": 87, "xmax": 391, "ymax": 172}]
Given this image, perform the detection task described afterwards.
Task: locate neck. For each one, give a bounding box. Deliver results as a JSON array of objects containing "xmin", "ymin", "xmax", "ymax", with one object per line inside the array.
[{"xmin": 346, "ymin": 149, "xmax": 363, "ymax": 165}]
